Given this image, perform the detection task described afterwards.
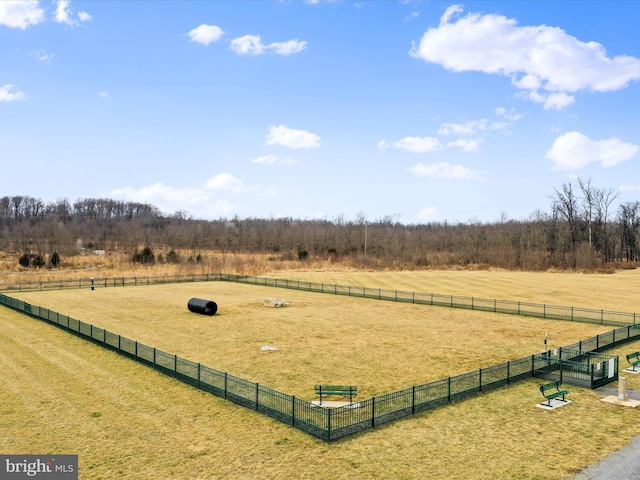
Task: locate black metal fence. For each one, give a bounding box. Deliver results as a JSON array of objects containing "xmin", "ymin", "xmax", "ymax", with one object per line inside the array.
[
  {"xmin": 2, "ymin": 289, "xmax": 640, "ymax": 442},
  {"xmin": 1, "ymin": 272, "xmax": 638, "ymax": 328},
  {"xmin": 534, "ymin": 349, "xmax": 619, "ymax": 389}
]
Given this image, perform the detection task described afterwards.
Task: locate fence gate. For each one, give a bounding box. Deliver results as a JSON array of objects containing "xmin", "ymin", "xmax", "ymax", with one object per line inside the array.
[{"xmin": 533, "ymin": 349, "xmax": 618, "ymax": 389}]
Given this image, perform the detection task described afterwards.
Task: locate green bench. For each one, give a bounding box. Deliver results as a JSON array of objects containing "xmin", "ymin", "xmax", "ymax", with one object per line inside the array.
[
  {"xmin": 627, "ymin": 351, "xmax": 640, "ymax": 372},
  {"xmin": 314, "ymin": 384, "xmax": 358, "ymax": 405},
  {"xmin": 539, "ymin": 381, "xmax": 569, "ymax": 407}
]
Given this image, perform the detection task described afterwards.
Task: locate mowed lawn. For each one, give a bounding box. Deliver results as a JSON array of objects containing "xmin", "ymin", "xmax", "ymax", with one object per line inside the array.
[
  {"xmin": 2, "ymin": 270, "xmax": 640, "ymax": 479},
  {"xmin": 8, "ymin": 281, "xmax": 613, "ymax": 398}
]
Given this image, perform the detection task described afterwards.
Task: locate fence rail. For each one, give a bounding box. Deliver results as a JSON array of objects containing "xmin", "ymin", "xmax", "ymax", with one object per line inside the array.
[
  {"xmin": 2, "ymin": 277, "xmax": 640, "ymax": 442},
  {"xmin": 1, "ymin": 272, "xmax": 638, "ymax": 328}
]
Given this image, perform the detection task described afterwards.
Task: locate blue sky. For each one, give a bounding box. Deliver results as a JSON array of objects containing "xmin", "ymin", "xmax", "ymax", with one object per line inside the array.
[{"xmin": 1, "ymin": 1, "xmax": 639, "ymax": 224}]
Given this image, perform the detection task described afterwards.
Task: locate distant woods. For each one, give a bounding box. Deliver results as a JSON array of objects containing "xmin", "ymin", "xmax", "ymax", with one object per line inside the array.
[{"xmin": 1, "ymin": 179, "xmax": 639, "ymax": 271}]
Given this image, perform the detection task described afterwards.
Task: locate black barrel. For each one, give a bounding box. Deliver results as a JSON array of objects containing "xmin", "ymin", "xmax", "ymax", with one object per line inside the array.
[{"xmin": 187, "ymin": 298, "xmax": 218, "ymax": 316}]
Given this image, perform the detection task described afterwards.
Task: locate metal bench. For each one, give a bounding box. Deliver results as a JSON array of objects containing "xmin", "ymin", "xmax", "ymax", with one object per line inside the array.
[
  {"xmin": 314, "ymin": 384, "xmax": 358, "ymax": 405},
  {"xmin": 539, "ymin": 381, "xmax": 569, "ymax": 407},
  {"xmin": 627, "ymin": 351, "xmax": 640, "ymax": 371}
]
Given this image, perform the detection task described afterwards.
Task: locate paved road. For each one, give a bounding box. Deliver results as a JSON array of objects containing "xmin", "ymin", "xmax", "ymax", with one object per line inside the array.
[
  {"xmin": 570, "ymin": 434, "xmax": 640, "ymax": 480},
  {"xmin": 569, "ymin": 388, "xmax": 640, "ymax": 480}
]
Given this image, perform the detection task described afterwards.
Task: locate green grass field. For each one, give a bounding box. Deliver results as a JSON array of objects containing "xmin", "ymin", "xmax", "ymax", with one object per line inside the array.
[{"xmin": 2, "ymin": 270, "xmax": 640, "ymax": 479}]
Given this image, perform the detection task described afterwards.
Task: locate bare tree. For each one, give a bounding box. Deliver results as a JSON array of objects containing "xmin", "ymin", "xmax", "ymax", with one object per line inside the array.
[
  {"xmin": 552, "ymin": 182, "xmax": 581, "ymax": 268},
  {"xmin": 618, "ymin": 202, "xmax": 640, "ymax": 262}
]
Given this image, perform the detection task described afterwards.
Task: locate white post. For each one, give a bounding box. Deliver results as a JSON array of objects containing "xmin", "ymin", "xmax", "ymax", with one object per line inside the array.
[{"xmin": 619, "ymin": 376, "xmax": 628, "ymax": 402}]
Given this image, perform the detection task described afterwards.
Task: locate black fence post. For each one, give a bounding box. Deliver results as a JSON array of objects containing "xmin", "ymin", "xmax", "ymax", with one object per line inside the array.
[
  {"xmin": 197, "ymin": 363, "xmax": 201, "ymax": 389},
  {"xmin": 292, "ymin": 396, "xmax": 296, "ymax": 427},
  {"xmin": 224, "ymin": 372, "xmax": 228, "ymax": 399},
  {"xmin": 479, "ymin": 368, "xmax": 483, "ymax": 393},
  {"xmin": 412, "ymin": 386, "xmax": 416, "ymax": 415},
  {"xmin": 371, "ymin": 397, "xmax": 376, "ymax": 429},
  {"xmin": 174, "ymin": 354, "xmax": 177, "ymax": 378},
  {"xmin": 447, "ymin": 377, "xmax": 451, "ymax": 403},
  {"xmin": 531, "ymin": 354, "xmax": 535, "ymax": 377},
  {"xmin": 256, "ymin": 383, "xmax": 259, "ymax": 411}
]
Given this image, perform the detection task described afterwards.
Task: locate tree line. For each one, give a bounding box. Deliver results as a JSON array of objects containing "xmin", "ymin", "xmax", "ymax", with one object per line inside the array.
[{"xmin": 1, "ymin": 178, "xmax": 639, "ymax": 271}]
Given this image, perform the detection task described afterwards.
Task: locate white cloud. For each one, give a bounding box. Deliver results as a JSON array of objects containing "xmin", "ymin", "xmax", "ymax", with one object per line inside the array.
[
  {"xmin": 438, "ymin": 111, "xmax": 519, "ymax": 138},
  {"xmin": 230, "ymin": 34, "xmax": 307, "ymax": 56},
  {"xmin": 266, "ymin": 125, "xmax": 320, "ymax": 149},
  {"xmin": 0, "ymin": 0, "xmax": 45, "ymax": 29},
  {"xmin": 378, "ymin": 136, "xmax": 442, "ymax": 153},
  {"xmin": 381, "ymin": 109, "xmax": 518, "ymax": 157},
  {"xmin": 98, "ymin": 91, "xmax": 109, "ymax": 98},
  {"xmin": 110, "ymin": 183, "xmax": 238, "ymax": 218},
  {"xmin": 438, "ymin": 120, "xmax": 486, "ymax": 136},
  {"xmin": 447, "ymin": 138, "xmax": 480, "ymax": 152},
  {"xmin": 29, "ymin": 49, "xmax": 55, "ymax": 63},
  {"xmin": 269, "ymin": 39, "xmax": 308, "ymax": 56},
  {"xmin": 205, "ymin": 173, "xmax": 244, "ymax": 192},
  {"xmin": 545, "ymin": 131, "xmax": 639, "ymax": 171},
  {"xmin": 440, "ymin": 4, "xmax": 464, "ymax": 25},
  {"xmin": 53, "ymin": 0, "xmax": 91, "ymax": 26},
  {"xmin": 404, "ymin": 11, "xmax": 420, "ymax": 22},
  {"xmin": 187, "ymin": 24, "xmax": 224, "ymax": 46},
  {"xmin": 0, "ymin": 84, "xmax": 26, "ymax": 101},
  {"xmin": 416, "ymin": 206, "xmax": 440, "ymax": 221},
  {"xmin": 230, "ymin": 35, "xmax": 265, "ymax": 55},
  {"xmin": 407, "ymin": 161, "xmax": 485, "ymax": 180},
  {"xmin": 495, "ymin": 107, "xmax": 522, "ymax": 122},
  {"xmin": 410, "ymin": 5, "xmax": 640, "ymax": 109},
  {"xmin": 542, "ymin": 92, "xmax": 575, "ymax": 111},
  {"xmin": 250, "ymin": 154, "xmax": 296, "ymax": 165}
]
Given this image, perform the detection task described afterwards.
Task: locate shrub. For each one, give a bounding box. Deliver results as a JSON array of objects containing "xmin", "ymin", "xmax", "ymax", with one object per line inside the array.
[
  {"xmin": 166, "ymin": 249, "xmax": 180, "ymax": 264},
  {"xmin": 51, "ymin": 251, "xmax": 61, "ymax": 268},
  {"xmin": 32, "ymin": 254, "xmax": 45, "ymax": 268},
  {"xmin": 18, "ymin": 253, "xmax": 30, "ymax": 268},
  {"xmin": 132, "ymin": 247, "xmax": 155, "ymax": 264}
]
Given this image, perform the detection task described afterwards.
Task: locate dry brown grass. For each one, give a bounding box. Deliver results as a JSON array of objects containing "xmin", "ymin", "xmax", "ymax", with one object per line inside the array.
[
  {"xmin": 3, "ymin": 267, "xmax": 640, "ymax": 479},
  {"xmin": 268, "ymin": 268, "xmax": 640, "ymax": 313},
  {"xmin": 10, "ymin": 282, "xmax": 611, "ymax": 398}
]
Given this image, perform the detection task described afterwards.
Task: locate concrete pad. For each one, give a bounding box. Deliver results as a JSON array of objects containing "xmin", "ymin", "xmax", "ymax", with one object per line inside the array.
[
  {"xmin": 601, "ymin": 395, "xmax": 640, "ymax": 408},
  {"xmin": 311, "ymin": 400, "xmax": 360, "ymax": 409},
  {"xmin": 623, "ymin": 367, "xmax": 640, "ymax": 374},
  {"xmin": 535, "ymin": 398, "xmax": 572, "ymax": 410}
]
